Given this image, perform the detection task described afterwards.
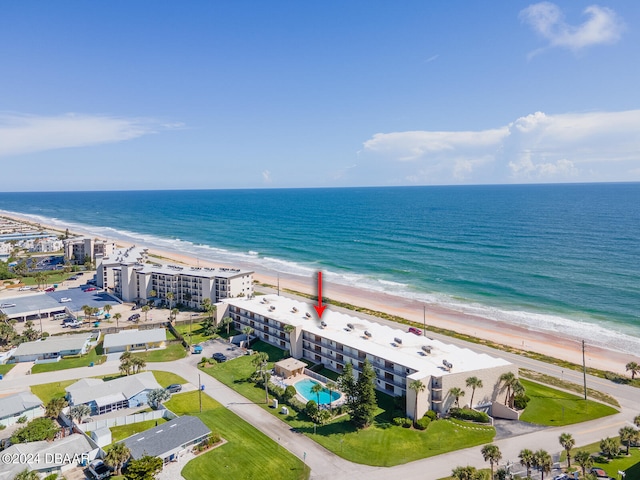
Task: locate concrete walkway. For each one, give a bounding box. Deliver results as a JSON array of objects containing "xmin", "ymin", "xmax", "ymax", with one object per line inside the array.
[{"xmin": 1, "ymin": 350, "xmax": 637, "ymax": 479}]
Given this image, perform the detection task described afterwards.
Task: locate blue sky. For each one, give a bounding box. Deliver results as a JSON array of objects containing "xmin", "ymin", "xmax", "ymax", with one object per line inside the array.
[{"xmin": 1, "ymin": 1, "xmax": 639, "ymax": 191}]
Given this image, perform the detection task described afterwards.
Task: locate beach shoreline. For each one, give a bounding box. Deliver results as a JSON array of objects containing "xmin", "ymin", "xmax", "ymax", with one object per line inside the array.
[{"xmin": 1, "ymin": 211, "xmax": 632, "ymax": 375}]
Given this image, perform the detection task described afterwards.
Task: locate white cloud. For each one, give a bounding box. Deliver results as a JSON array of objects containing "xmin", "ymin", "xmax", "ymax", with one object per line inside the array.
[
  {"xmin": 362, "ymin": 110, "xmax": 640, "ymax": 184},
  {"xmin": 0, "ymin": 112, "xmax": 178, "ymax": 157},
  {"xmin": 520, "ymin": 2, "xmax": 624, "ymax": 53},
  {"xmin": 262, "ymin": 170, "xmax": 272, "ymax": 183}
]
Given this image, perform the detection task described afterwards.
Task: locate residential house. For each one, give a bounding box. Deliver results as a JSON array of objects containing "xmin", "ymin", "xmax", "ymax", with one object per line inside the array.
[
  {"xmin": 10, "ymin": 333, "xmax": 93, "ymax": 363},
  {"xmin": 102, "ymin": 328, "xmax": 166, "ymax": 354},
  {"xmin": 65, "ymin": 371, "xmax": 162, "ymax": 415},
  {"xmin": 0, "ymin": 392, "xmax": 44, "ymax": 428}
]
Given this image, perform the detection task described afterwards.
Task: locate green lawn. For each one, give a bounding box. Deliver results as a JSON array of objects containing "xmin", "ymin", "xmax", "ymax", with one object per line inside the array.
[
  {"xmin": 165, "ymin": 391, "xmax": 309, "ymax": 480},
  {"xmin": 20, "ymin": 272, "xmax": 74, "ymax": 286},
  {"xmin": 519, "ymin": 379, "xmax": 618, "ymax": 426},
  {"xmin": 31, "ymin": 346, "xmax": 106, "ymax": 374},
  {"xmin": 130, "ymin": 342, "xmax": 187, "ymax": 362},
  {"xmin": 152, "ymin": 370, "xmax": 187, "ymax": 387},
  {"xmin": 110, "ymin": 418, "xmax": 168, "ymax": 443},
  {"xmin": 175, "ymin": 321, "xmax": 213, "ymax": 346},
  {"xmin": 200, "ymin": 340, "xmax": 495, "ymax": 466},
  {"xmin": 31, "ymin": 379, "xmax": 77, "ymax": 403},
  {"xmin": 0, "ymin": 364, "xmax": 15, "ymax": 375},
  {"xmin": 563, "ymin": 439, "xmax": 640, "ymax": 478}
]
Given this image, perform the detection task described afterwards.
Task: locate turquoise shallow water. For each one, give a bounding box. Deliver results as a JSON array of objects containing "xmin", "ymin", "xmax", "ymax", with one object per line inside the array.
[{"xmin": 0, "ymin": 183, "xmax": 638, "ymax": 353}]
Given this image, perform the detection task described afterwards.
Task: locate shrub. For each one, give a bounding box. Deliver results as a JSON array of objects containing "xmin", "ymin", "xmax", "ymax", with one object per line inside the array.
[
  {"xmin": 449, "ymin": 407, "xmax": 490, "ymax": 423},
  {"xmin": 305, "ymin": 400, "xmax": 318, "ymax": 419},
  {"xmin": 401, "ymin": 418, "xmax": 412, "ymax": 428},
  {"xmin": 392, "ymin": 417, "xmax": 405, "ymax": 426},
  {"xmin": 0, "ymin": 424, "xmax": 5, "ymax": 430},
  {"xmin": 513, "ymin": 394, "xmax": 530, "ymax": 410},
  {"xmin": 283, "ymin": 385, "xmax": 297, "ymax": 402},
  {"xmin": 288, "ymin": 397, "xmax": 305, "ymax": 412},
  {"xmin": 424, "ymin": 410, "xmax": 437, "ymax": 421},
  {"xmin": 17, "ymin": 415, "xmax": 27, "ymax": 424},
  {"xmin": 415, "ymin": 417, "xmax": 431, "ymax": 430}
]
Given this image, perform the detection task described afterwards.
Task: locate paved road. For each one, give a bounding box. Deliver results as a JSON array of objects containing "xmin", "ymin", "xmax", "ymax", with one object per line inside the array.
[{"xmin": 2, "ymin": 347, "xmax": 636, "ymax": 480}]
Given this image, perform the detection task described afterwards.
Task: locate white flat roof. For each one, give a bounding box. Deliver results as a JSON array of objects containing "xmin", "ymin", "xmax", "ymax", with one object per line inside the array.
[
  {"xmin": 103, "ymin": 328, "xmax": 166, "ymax": 350},
  {"xmin": 224, "ymin": 295, "xmax": 510, "ymax": 378},
  {"xmin": 139, "ymin": 263, "xmax": 253, "ymax": 279}
]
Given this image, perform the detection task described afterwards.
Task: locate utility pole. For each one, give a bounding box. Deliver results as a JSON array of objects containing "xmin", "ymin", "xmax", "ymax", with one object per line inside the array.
[
  {"xmin": 199, "ymin": 373, "xmax": 202, "ymax": 413},
  {"xmin": 423, "ymin": 305, "xmax": 426, "ymax": 337},
  {"xmin": 582, "ymin": 340, "xmax": 587, "ymax": 401}
]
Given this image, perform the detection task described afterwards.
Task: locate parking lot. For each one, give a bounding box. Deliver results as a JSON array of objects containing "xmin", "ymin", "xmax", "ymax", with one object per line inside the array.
[{"xmin": 197, "ymin": 338, "xmax": 248, "ymax": 362}]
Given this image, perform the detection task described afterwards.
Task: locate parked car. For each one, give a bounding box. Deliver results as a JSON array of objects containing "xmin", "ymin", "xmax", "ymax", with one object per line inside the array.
[
  {"xmin": 128, "ymin": 313, "xmax": 141, "ymax": 321},
  {"xmin": 408, "ymin": 327, "xmax": 422, "ymax": 336},
  {"xmin": 590, "ymin": 468, "xmax": 610, "ymax": 479},
  {"xmin": 87, "ymin": 459, "xmax": 112, "ymax": 480},
  {"xmin": 44, "ymin": 287, "xmax": 55, "ymax": 292},
  {"xmin": 192, "ymin": 345, "xmax": 203, "ymax": 354},
  {"xmin": 131, "ymin": 305, "xmax": 139, "ymax": 310},
  {"xmin": 212, "ymin": 352, "xmax": 228, "ymax": 363},
  {"xmin": 83, "ymin": 287, "xmax": 97, "ymax": 292},
  {"xmin": 166, "ymin": 384, "xmax": 183, "ymax": 393},
  {"xmin": 63, "ymin": 320, "xmax": 82, "ymax": 328},
  {"xmin": 18, "ymin": 286, "xmax": 32, "ymax": 291},
  {"xmin": 553, "ymin": 474, "xmax": 569, "ymax": 480},
  {"xmin": 59, "ymin": 297, "xmax": 72, "ymax": 303}
]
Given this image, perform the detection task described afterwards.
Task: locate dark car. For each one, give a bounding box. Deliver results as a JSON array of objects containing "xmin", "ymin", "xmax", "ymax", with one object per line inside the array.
[
  {"xmin": 212, "ymin": 352, "xmax": 228, "ymax": 363},
  {"xmin": 131, "ymin": 305, "xmax": 139, "ymax": 310},
  {"xmin": 128, "ymin": 313, "xmax": 141, "ymax": 321},
  {"xmin": 166, "ymin": 384, "xmax": 182, "ymax": 393},
  {"xmin": 590, "ymin": 468, "xmax": 610, "ymax": 479},
  {"xmin": 44, "ymin": 287, "xmax": 55, "ymax": 292}
]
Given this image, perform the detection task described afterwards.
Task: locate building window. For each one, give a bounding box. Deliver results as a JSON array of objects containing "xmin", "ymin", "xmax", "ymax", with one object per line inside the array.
[
  {"xmin": 315, "ymin": 354, "xmax": 321, "ymax": 362},
  {"xmin": 385, "ymin": 383, "xmax": 394, "ymax": 392}
]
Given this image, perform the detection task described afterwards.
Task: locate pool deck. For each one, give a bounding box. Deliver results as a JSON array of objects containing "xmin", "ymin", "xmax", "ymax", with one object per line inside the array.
[{"xmin": 270, "ymin": 372, "xmax": 345, "ymax": 408}]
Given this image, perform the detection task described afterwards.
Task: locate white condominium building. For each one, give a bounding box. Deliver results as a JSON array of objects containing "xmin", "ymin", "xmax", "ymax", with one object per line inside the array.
[
  {"xmin": 219, "ymin": 294, "xmax": 514, "ymax": 419},
  {"xmin": 97, "ymin": 246, "xmax": 253, "ymax": 307},
  {"xmin": 64, "ymin": 237, "xmax": 116, "ymax": 264}
]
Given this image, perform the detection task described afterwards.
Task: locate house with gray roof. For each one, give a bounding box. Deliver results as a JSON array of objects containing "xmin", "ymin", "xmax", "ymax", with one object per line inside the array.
[
  {"xmin": 65, "ymin": 371, "xmax": 161, "ymax": 415},
  {"xmin": 0, "ymin": 433, "xmax": 99, "ymax": 480},
  {"xmin": 120, "ymin": 415, "xmax": 210, "ymax": 464},
  {"xmin": 11, "ymin": 333, "xmax": 94, "ymax": 363},
  {"xmin": 103, "ymin": 328, "xmax": 166, "ymax": 354},
  {"xmin": 0, "ymin": 392, "xmax": 44, "ymax": 427}
]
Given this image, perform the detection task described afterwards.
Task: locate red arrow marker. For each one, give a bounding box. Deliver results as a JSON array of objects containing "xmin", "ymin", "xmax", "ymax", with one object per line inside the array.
[{"xmin": 314, "ymin": 271, "xmax": 327, "ymax": 318}]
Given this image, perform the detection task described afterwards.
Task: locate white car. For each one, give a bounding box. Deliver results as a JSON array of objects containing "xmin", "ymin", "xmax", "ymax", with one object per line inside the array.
[
  {"xmin": 59, "ymin": 297, "xmax": 72, "ymax": 303},
  {"xmin": 18, "ymin": 286, "xmax": 32, "ymax": 291}
]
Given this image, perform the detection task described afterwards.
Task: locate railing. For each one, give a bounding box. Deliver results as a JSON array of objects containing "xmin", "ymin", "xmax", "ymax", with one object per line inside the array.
[{"xmin": 303, "ymin": 368, "xmax": 330, "ymax": 384}]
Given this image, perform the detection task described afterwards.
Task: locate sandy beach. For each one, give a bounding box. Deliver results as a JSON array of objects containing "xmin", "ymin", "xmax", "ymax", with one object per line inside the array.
[{"xmin": 2, "ymin": 212, "xmax": 632, "ymax": 375}]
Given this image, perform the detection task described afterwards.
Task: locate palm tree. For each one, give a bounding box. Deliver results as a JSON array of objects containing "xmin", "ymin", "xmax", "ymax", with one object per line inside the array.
[
  {"xmin": 148, "ymin": 289, "xmax": 157, "ymax": 305},
  {"xmin": 559, "ymin": 432, "xmax": 575, "ymax": 468},
  {"xmin": 519, "ymin": 448, "xmax": 534, "ymax": 478},
  {"xmin": 252, "ymin": 352, "xmax": 270, "ymax": 403},
  {"xmin": 326, "ymin": 380, "xmax": 337, "ymax": 411},
  {"xmin": 104, "ymin": 442, "xmax": 131, "ymax": 476},
  {"xmin": 13, "ymin": 470, "xmax": 40, "ymax": 480},
  {"xmin": 449, "ymin": 387, "xmax": 465, "ymax": 408},
  {"xmin": 600, "ymin": 437, "xmax": 620, "ymax": 459},
  {"xmin": 619, "ymin": 426, "xmax": 637, "ymax": 455},
  {"xmin": 311, "ymin": 382, "xmax": 324, "ymax": 406},
  {"xmin": 409, "ymin": 379, "xmax": 426, "ymax": 423},
  {"xmin": 534, "ymin": 450, "xmax": 552, "ymax": 480},
  {"xmin": 131, "ymin": 356, "xmax": 146, "ymax": 374},
  {"xmin": 242, "ymin": 326, "xmax": 253, "ymax": 347},
  {"xmin": 626, "ymin": 361, "xmax": 640, "ymax": 380},
  {"xmin": 141, "ymin": 305, "xmax": 150, "ymax": 322},
  {"xmin": 499, "ymin": 371, "xmax": 518, "ymax": 405},
  {"xmin": 574, "ymin": 450, "xmax": 593, "ymax": 477},
  {"xmin": 465, "ymin": 376, "xmax": 483, "ymax": 408},
  {"xmin": 166, "ymin": 291, "xmax": 175, "ymax": 311},
  {"xmin": 114, "ymin": 312, "xmax": 122, "ymax": 328},
  {"xmin": 119, "ymin": 351, "xmax": 133, "ymax": 375},
  {"xmin": 147, "ymin": 388, "xmax": 171, "ymax": 409},
  {"xmin": 34, "ymin": 272, "xmax": 47, "ymax": 290},
  {"xmin": 104, "ymin": 304, "xmax": 112, "ymax": 318},
  {"xmin": 481, "ymin": 444, "xmax": 501, "ymax": 480},
  {"xmin": 635, "ymin": 414, "xmax": 640, "ymax": 427},
  {"xmin": 283, "ymin": 324, "xmax": 295, "ymax": 349},
  {"xmin": 171, "ymin": 308, "xmax": 179, "ymax": 321},
  {"xmin": 451, "ymin": 466, "xmax": 479, "ymax": 480},
  {"xmin": 45, "ymin": 397, "xmax": 68, "ymax": 419},
  {"xmin": 69, "ymin": 404, "xmax": 91, "ymax": 424},
  {"xmin": 222, "ymin": 316, "xmax": 233, "ymax": 336}
]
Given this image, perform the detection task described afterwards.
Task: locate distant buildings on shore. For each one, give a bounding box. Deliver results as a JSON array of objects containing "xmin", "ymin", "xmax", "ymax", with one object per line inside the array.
[
  {"xmin": 96, "ymin": 245, "xmax": 254, "ymax": 308},
  {"xmin": 0, "ymin": 217, "xmax": 63, "ymax": 257},
  {"xmin": 63, "ymin": 237, "xmax": 116, "ymax": 265}
]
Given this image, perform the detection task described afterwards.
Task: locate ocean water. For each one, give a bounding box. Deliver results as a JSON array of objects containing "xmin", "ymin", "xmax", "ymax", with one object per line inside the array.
[{"xmin": 1, "ymin": 184, "xmax": 638, "ymax": 354}]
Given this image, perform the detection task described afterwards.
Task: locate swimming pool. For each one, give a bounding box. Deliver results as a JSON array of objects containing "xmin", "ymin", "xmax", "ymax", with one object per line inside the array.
[{"xmin": 294, "ymin": 379, "xmax": 341, "ymax": 405}]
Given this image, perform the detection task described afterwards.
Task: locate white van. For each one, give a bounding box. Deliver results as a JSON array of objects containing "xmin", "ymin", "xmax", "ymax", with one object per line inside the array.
[{"xmin": 54, "ymin": 313, "xmax": 68, "ymax": 321}]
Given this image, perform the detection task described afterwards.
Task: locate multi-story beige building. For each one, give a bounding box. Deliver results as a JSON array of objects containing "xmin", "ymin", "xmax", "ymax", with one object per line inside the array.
[
  {"xmin": 219, "ymin": 294, "xmax": 515, "ymax": 418},
  {"xmin": 64, "ymin": 237, "xmax": 116, "ymax": 264},
  {"xmin": 96, "ymin": 246, "xmax": 253, "ymax": 307}
]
